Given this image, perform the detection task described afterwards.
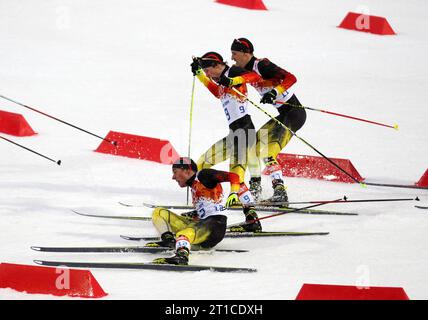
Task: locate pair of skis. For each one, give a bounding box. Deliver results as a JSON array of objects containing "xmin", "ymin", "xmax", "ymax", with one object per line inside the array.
[
  {"xmin": 69, "ymin": 200, "xmax": 358, "ymax": 238},
  {"xmin": 131, "ymin": 201, "xmax": 359, "ymax": 215},
  {"xmin": 32, "ymin": 229, "xmax": 330, "ymax": 273},
  {"xmin": 72, "ymin": 200, "xmax": 359, "ymax": 222}
]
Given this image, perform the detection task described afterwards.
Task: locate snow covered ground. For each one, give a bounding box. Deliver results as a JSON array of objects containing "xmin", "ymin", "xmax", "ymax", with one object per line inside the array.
[{"xmin": 1, "ymin": 0, "xmax": 427, "ymax": 300}]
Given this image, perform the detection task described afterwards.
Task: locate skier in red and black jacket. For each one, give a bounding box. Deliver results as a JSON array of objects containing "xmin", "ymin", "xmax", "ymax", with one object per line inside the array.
[{"xmin": 223, "ymin": 38, "xmax": 307, "ymax": 203}]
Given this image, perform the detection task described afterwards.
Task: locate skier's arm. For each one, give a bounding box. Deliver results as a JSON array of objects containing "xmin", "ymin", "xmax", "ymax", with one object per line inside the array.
[
  {"xmin": 195, "ymin": 69, "xmax": 222, "ymax": 98},
  {"xmin": 219, "ymin": 67, "xmax": 262, "ymax": 87},
  {"xmin": 222, "ymin": 70, "xmax": 262, "ymax": 87},
  {"xmin": 257, "ymin": 58, "xmax": 297, "ymax": 94},
  {"xmin": 197, "ymin": 169, "xmax": 240, "ymax": 193}
]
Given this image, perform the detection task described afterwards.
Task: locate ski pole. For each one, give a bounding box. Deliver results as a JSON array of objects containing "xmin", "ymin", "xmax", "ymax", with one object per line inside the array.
[
  {"xmin": 232, "ymin": 88, "xmax": 366, "ymax": 187},
  {"xmin": 275, "ymin": 101, "xmax": 399, "ymax": 130},
  {"xmin": 341, "ymin": 196, "xmax": 419, "ymax": 203},
  {"xmin": 273, "ymin": 196, "xmax": 419, "ymax": 206},
  {"xmin": 227, "ymin": 198, "xmax": 343, "ymax": 229},
  {"xmin": 0, "ymin": 135, "xmax": 61, "ymax": 165},
  {"xmin": 0, "ymin": 94, "xmax": 117, "ymax": 146},
  {"xmin": 251, "ymin": 198, "xmax": 343, "ymax": 222},
  {"xmin": 229, "ymin": 196, "xmax": 420, "ymax": 228},
  {"xmin": 186, "ymin": 75, "xmax": 196, "ymax": 205},
  {"xmin": 363, "ymin": 181, "xmax": 428, "ymax": 190},
  {"xmin": 187, "ymin": 76, "xmax": 196, "ymax": 158}
]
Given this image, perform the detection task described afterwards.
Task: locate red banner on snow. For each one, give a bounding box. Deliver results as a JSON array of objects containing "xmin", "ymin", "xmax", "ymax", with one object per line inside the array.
[
  {"xmin": 0, "ymin": 110, "xmax": 36, "ymax": 136},
  {"xmin": 296, "ymin": 283, "xmax": 409, "ymax": 300},
  {"xmin": 95, "ymin": 131, "xmax": 180, "ymax": 164},
  {"xmin": 338, "ymin": 12, "xmax": 396, "ymax": 35},
  {"xmin": 416, "ymin": 169, "xmax": 428, "ymax": 187},
  {"xmin": 272, "ymin": 153, "xmax": 364, "ymax": 183},
  {"xmin": 215, "ymin": 0, "xmax": 267, "ymax": 10},
  {"xmin": 0, "ymin": 262, "xmax": 107, "ymax": 298}
]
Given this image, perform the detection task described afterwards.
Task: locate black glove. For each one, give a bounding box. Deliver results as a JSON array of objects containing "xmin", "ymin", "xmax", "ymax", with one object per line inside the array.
[
  {"xmin": 260, "ymin": 89, "xmax": 277, "ymax": 104},
  {"xmin": 190, "ymin": 58, "xmax": 201, "ymax": 76},
  {"xmin": 181, "ymin": 210, "xmax": 199, "ymax": 221},
  {"xmin": 218, "ymin": 75, "xmax": 233, "ymax": 87}
]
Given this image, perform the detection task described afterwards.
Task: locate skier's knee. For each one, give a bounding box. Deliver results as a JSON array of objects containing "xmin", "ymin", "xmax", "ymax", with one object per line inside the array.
[
  {"xmin": 196, "ymin": 155, "xmax": 210, "ymax": 171},
  {"xmin": 152, "ymin": 207, "xmax": 170, "ymax": 220}
]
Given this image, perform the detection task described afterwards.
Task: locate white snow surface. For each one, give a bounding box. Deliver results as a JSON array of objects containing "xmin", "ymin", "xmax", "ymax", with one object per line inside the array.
[{"xmin": 0, "ymin": 0, "xmax": 427, "ymax": 300}]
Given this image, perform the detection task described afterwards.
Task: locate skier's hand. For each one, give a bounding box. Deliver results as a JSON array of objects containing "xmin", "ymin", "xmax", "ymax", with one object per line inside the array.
[
  {"xmin": 260, "ymin": 89, "xmax": 277, "ymax": 104},
  {"xmin": 190, "ymin": 57, "xmax": 202, "ymax": 76},
  {"xmin": 225, "ymin": 192, "xmax": 239, "ymax": 207},
  {"xmin": 218, "ymin": 75, "xmax": 233, "ymax": 87}
]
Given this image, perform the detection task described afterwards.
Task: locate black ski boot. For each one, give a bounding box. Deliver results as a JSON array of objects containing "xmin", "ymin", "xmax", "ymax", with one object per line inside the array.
[
  {"xmin": 267, "ymin": 179, "xmax": 288, "ymax": 203},
  {"xmin": 229, "ymin": 207, "xmax": 262, "ymax": 232},
  {"xmin": 243, "ymin": 207, "xmax": 262, "ymax": 232},
  {"xmin": 144, "ymin": 231, "xmax": 175, "ymax": 248},
  {"xmin": 152, "ymin": 247, "xmax": 189, "ymax": 265},
  {"xmin": 249, "ymin": 177, "xmax": 262, "ymax": 202}
]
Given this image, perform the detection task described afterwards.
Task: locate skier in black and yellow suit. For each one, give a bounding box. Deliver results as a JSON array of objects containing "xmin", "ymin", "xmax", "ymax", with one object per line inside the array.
[
  {"xmin": 149, "ymin": 157, "xmax": 260, "ymax": 266},
  {"xmin": 190, "ymin": 52, "xmax": 262, "ymax": 195},
  {"xmin": 224, "ymin": 38, "xmax": 307, "ymax": 203}
]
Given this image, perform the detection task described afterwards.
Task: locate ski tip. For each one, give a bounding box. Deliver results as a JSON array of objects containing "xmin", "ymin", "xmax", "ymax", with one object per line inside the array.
[
  {"xmin": 120, "ymin": 235, "xmax": 134, "ymax": 240},
  {"xmin": 30, "ymin": 246, "xmax": 42, "ymax": 251},
  {"xmin": 415, "ymin": 205, "xmax": 428, "ymax": 209},
  {"xmin": 33, "ymin": 260, "xmax": 43, "ymax": 265},
  {"xmin": 118, "ymin": 202, "xmax": 132, "ymax": 207},
  {"xmin": 142, "ymin": 203, "xmax": 156, "ymax": 208},
  {"xmin": 71, "ymin": 209, "xmax": 85, "ymax": 216},
  {"xmin": 393, "ymin": 124, "xmax": 399, "ymax": 130}
]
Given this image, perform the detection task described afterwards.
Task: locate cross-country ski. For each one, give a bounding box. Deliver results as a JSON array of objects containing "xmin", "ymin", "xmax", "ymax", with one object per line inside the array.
[
  {"xmin": 119, "ymin": 231, "xmax": 330, "ymax": 241},
  {"xmin": 33, "ymin": 260, "xmax": 257, "ymax": 273},
  {"xmin": 31, "ymin": 245, "xmax": 248, "ymax": 253}
]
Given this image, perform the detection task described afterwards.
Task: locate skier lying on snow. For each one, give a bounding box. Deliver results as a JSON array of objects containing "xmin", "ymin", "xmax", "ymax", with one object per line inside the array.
[{"xmin": 147, "ymin": 157, "xmax": 261, "ymax": 265}]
